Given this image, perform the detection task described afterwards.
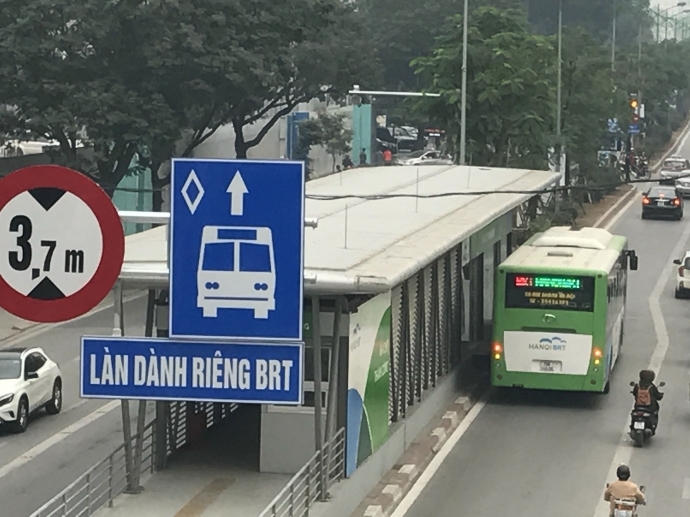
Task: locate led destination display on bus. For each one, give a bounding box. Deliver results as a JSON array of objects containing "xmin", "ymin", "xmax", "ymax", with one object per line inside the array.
[{"xmin": 505, "ymin": 273, "xmax": 595, "ymax": 312}]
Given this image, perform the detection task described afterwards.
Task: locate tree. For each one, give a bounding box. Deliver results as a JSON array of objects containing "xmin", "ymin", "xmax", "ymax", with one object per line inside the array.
[
  {"xmin": 0, "ymin": 0, "xmax": 185, "ymax": 196},
  {"xmin": 225, "ymin": 1, "xmax": 377, "ymax": 159},
  {"xmin": 413, "ymin": 7, "xmax": 556, "ymax": 167},
  {"xmin": 150, "ymin": 0, "xmax": 378, "ymax": 160},
  {"xmin": 319, "ymin": 114, "xmax": 352, "ymax": 172},
  {"xmin": 0, "ymin": 0, "xmax": 378, "ymax": 201},
  {"xmin": 293, "ymin": 112, "xmax": 352, "ymax": 174}
]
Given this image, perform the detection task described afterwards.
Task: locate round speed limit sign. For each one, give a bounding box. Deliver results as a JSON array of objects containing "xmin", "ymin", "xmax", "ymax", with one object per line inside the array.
[{"xmin": 0, "ymin": 165, "xmax": 125, "ymax": 322}]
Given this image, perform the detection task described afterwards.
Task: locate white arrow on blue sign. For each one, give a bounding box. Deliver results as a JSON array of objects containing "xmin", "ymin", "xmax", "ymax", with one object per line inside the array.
[{"xmin": 169, "ymin": 158, "xmax": 305, "ymax": 341}]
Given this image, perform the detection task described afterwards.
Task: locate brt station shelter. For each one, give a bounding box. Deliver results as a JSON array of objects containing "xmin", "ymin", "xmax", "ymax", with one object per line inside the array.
[{"xmin": 116, "ymin": 163, "xmax": 560, "ymax": 486}]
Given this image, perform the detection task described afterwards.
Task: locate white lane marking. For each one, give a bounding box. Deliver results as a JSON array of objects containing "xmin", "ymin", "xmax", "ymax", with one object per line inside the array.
[
  {"xmin": 603, "ymin": 193, "xmax": 639, "ymax": 231},
  {"xmin": 683, "ymin": 478, "xmax": 690, "ymax": 499},
  {"xmin": 64, "ymin": 399, "xmax": 89, "ymax": 413},
  {"xmin": 389, "ymin": 400, "xmax": 486, "ymax": 517},
  {"xmin": 592, "ymin": 218, "xmax": 690, "ymax": 517},
  {"xmin": 0, "ymin": 400, "xmax": 119, "ymax": 481},
  {"xmin": 651, "ymin": 122, "xmax": 690, "ymax": 170},
  {"xmin": 0, "ymin": 290, "xmax": 146, "ymax": 349},
  {"xmin": 595, "ymin": 188, "xmax": 638, "ymax": 229}
]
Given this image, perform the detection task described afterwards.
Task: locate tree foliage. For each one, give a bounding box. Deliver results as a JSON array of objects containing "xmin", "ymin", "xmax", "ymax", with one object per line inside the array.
[
  {"xmin": 414, "ymin": 7, "xmax": 555, "ymax": 167},
  {"xmin": 0, "ymin": 0, "xmax": 377, "ymax": 198},
  {"xmin": 293, "ymin": 113, "xmax": 352, "ymax": 174}
]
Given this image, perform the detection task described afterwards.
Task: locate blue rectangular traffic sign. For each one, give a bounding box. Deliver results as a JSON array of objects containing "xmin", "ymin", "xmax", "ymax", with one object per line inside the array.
[
  {"xmin": 80, "ymin": 336, "xmax": 304, "ymax": 405},
  {"xmin": 628, "ymin": 124, "xmax": 640, "ymax": 134},
  {"xmin": 169, "ymin": 158, "xmax": 305, "ymax": 341}
]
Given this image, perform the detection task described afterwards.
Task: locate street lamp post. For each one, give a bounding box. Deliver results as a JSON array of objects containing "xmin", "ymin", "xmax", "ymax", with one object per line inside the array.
[
  {"xmin": 556, "ymin": 0, "xmax": 562, "ymax": 174},
  {"xmin": 612, "ymin": 0, "xmax": 616, "ymax": 70},
  {"xmin": 459, "ymin": 0, "xmax": 469, "ymax": 165},
  {"xmin": 657, "ymin": 2, "xmax": 687, "ymax": 41}
]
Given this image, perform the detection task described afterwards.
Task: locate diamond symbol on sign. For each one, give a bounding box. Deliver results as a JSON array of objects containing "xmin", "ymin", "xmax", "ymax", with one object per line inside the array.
[{"xmin": 181, "ymin": 170, "xmax": 205, "ymax": 215}]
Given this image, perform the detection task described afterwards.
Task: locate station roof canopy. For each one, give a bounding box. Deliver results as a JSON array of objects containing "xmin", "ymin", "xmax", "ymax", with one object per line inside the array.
[{"xmin": 120, "ymin": 164, "xmax": 560, "ymax": 295}]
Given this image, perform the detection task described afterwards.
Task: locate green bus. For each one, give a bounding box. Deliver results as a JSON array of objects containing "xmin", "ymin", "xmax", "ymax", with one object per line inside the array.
[{"xmin": 491, "ymin": 226, "xmax": 638, "ymax": 393}]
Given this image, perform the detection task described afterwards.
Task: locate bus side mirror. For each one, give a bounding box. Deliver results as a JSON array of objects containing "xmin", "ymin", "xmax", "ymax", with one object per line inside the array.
[
  {"xmin": 629, "ymin": 381, "xmax": 635, "ymax": 387},
  {"xmin": 659, "ymin": 381, "xmax": 666, "ymax": 387},
  {"xmin": 673, "ymin": 259, "xmax": 681, "ymax": 265},
  {"xmin": 629, "ymin": 254, "xmax": 638, "ymax": 271}
]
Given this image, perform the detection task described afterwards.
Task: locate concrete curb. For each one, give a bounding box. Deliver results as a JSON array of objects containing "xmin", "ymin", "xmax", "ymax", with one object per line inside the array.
[{"xmin": 353, "ymin": 383, "xmax": 484, "ymax": 517}]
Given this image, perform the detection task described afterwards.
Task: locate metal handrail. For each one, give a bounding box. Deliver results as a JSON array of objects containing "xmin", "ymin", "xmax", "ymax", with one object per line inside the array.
[
  {"xmin": 258, "ymin": 427, "xmax": 346, "ymax": 517},
  {"xmin": 29, "ymin": 420, "xmax": 156, "ymax": 517}
]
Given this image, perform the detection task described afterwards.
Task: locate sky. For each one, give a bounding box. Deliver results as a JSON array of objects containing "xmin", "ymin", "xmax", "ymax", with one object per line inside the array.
[{"xmin": 656, "ymin": 0, "xmax": 683, "ymax": 9}]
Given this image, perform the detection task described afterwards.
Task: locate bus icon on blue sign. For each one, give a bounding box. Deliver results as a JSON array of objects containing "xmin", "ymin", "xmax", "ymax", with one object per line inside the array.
[{"xmin": 197, "ymin": 225, "xmax": 276, "ymax": 319}]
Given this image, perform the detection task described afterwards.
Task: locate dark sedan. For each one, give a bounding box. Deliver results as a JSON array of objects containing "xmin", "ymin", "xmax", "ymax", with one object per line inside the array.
[{"xmin": 642, "ymin": 186, "xmax": 684, "ymax": 220}]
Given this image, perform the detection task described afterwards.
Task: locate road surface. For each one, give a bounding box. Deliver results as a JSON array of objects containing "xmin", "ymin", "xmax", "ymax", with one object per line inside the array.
[
  {"xmin": 0, "ymin": 294, "xmax": 154, "ymax": 517},
  {"xmin": 393, "ymin": 173, "xmax": 690, "ymax": 514}
]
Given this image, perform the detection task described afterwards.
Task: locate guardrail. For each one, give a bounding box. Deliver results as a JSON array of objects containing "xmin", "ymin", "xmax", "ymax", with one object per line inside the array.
[
  {"xmin": 29, "ymin": 420, "xmax": 155, "ymax": 517},
  {"xmin": 258, "ymin": 427, "xmax": 346, "ymax": 517}
]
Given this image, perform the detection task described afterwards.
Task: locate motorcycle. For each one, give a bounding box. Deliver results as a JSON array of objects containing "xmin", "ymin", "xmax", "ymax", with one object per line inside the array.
[
  {"xmin": 606, "ymin": 483, "xmax": 646, "ymax": 517},
  {"xmin": 628, "ymin": 381, "xmax": 665, "ymax": 448}
]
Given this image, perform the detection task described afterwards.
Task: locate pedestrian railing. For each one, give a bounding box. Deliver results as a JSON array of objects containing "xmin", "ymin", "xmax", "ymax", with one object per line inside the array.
[
  {"xmin": 29, "ymin": 420, "xmax": 155, "ymax": 517},
  {"xmin": 258, "ymin": 427, "xmax": 347, "ymax": 517}
]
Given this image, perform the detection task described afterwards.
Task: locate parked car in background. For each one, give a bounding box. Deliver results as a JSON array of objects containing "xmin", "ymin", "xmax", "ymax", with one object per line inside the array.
[{"xmin": 399, "ymin": 149, "xmax": 453, "ymax": 166}]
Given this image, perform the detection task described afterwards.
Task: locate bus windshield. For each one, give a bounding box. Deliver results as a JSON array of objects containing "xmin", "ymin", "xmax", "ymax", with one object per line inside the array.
[
  {"xmin": 202, "ymin": 242, "xmax": 235, "ymax": 271},
  {"xmin": 504, "ymin": 273, "xmax": 595, "ymax": 312}
]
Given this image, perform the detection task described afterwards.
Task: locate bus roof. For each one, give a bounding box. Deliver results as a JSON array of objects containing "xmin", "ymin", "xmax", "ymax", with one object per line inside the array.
[{"xmin": 500, "ymin": 226, "xmax": 626, "ymax": 274}]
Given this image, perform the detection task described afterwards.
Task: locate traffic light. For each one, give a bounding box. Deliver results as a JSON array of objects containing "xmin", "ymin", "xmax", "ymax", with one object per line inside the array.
[
  {"xmin": 632, "ymin": 113, "xmax": 640, "ymax": 123},
  {"xmin": 630, "ymin": 98, "xmax": 639, "ymax": 110}
]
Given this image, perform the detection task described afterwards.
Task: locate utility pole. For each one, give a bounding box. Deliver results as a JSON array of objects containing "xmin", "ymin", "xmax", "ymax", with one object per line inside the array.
[
  {"xmin": 556, "ymin": 0, "xmax": 562, "ymax": 176},
  {"xmin": 611, "ymin": 0, "xmax": 617, "ymax": 71},
  {"xmin": 459, "ymin": 0, "xmax": 469, "ymax": 165}
]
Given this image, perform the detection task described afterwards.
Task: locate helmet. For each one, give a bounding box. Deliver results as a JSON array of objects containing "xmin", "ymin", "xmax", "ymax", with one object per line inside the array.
[
  {"xmin": 617, "ymin": 465, "xmax": 631, "ymax": 481},
  {"xmin": 639, "ymin": 370, "xmax": 655, "ymax": 383}
]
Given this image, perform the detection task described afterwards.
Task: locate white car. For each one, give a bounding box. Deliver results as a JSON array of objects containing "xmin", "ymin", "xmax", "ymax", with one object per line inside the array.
[
  {"xmin": 673, "ymin": 252, "xmax": 690, "ymax": 298},
  {"xmin": 400, "ymin": 150, "xmax": 453, "ymax": 166},
  {"xmin": 660, "ymin": 155, "xmax": 690, "ymax": 184},
  {"xmin": 0, "ymin": 347, "xmax": 62, "ymax": 433}
]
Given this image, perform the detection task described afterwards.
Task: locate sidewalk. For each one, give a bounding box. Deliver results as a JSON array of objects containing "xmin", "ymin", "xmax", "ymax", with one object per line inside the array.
[
  {"xmin": 95, "ymin": 422, "xmax": 291, "ymax": 517},
  {"xmin": 97, "ymin": 464, "xmax": 290, "ymax": 517}
]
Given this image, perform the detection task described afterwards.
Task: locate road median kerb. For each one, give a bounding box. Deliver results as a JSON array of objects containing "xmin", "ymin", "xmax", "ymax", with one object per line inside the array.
[{"xmin": 354, "ymin": 383, "xmax": 483, "ymax": 517}]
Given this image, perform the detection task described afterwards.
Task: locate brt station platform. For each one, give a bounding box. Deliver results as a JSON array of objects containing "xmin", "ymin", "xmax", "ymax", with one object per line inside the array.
[{"xmin": 91, "ymin": 163, "xmax": 559, "ymax": 517}]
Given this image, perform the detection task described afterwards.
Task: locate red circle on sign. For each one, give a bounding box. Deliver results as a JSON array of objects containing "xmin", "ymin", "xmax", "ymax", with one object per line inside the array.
[{"xmin": 0, "ymin": 165, "xmax": 125, "ymax": 323}]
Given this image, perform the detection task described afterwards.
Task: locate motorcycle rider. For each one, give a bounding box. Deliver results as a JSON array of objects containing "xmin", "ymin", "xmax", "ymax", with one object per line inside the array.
[
  {"xmin": 632, "ymin": 369, "xmax": 663, "ymax": 434},
  {"xmin": 604, "ymin": 464, "xmax": 646, "ymax": 516}
]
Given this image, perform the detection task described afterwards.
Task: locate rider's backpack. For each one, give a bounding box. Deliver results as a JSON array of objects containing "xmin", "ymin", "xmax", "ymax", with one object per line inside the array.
[{"xmin": 635, "ymin": 385, "xmax": 652, "ymax": 406}]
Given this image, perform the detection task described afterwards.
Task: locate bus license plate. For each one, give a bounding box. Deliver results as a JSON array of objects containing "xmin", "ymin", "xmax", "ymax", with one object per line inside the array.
[
  {"xmin": 633, "ymin": 421, "xmax": 645, "ymax": 430},
  {"xmin": 539, "ymin": 361, "xmax": 562, "ymax": 372}
]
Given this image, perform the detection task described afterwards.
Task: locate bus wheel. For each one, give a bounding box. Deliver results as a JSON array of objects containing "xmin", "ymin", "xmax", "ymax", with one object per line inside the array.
[{"xmin": 602, "ymin": 381, "xmax": 611, "ymax": 395}]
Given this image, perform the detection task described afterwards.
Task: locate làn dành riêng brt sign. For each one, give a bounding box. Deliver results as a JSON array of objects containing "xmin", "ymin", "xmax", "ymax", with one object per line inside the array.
[{"xmin": 80, "ymin": 336, "xmax": 303, "ymax": 405}]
